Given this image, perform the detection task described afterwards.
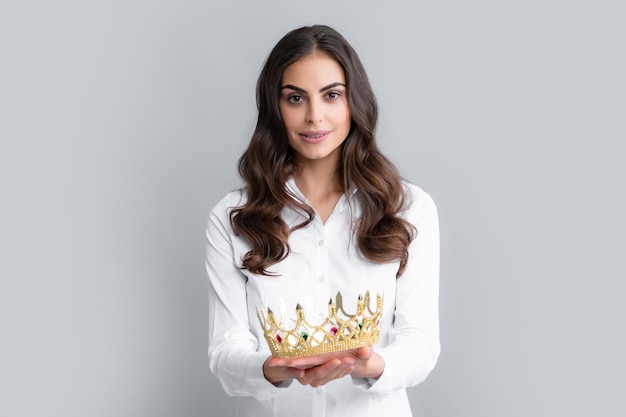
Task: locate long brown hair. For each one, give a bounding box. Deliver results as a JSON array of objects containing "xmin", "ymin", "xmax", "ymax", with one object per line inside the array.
[{"xmin": 231, "ymin": 25, "xmax": 416, "ymax": 277}]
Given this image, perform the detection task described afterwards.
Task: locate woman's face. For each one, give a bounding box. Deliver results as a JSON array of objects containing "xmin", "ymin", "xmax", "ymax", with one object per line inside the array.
[{"xmin": 279, "ymin": 51, "xmax": 351, "ymax": 167}]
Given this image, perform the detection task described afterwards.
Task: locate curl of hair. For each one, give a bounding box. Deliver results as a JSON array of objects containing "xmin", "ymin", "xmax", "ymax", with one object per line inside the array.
[{"xmin": 230, "ymin": 25, "xmax": 416, "ymax": 277}]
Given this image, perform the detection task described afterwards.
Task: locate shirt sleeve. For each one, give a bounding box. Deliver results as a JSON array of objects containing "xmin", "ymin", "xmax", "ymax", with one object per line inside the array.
[
  {"xmin": 355, "ymin": 186, "xmax": 441, "ymax": 394},
  {"xmin": 205, "ymin": 192, "xmax": 284, "ymax": 400}
]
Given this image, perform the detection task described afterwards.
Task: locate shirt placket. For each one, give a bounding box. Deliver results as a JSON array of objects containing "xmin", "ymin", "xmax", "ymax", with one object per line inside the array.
[
  {"xmin": 311, "ymin": 219, "xmax": 328, "ymax": 417},
  {"xmin": 313, "ymin": 221, "xmax": 329, "ymax": 306},
  {"xmin": 312, "ymin": 385, "xmax": 326, "ymax": 417}
]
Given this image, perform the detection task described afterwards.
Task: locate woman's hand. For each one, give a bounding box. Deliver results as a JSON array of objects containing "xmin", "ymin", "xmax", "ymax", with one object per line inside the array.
[{"xmin": 263, "ymin": 346, "xmax": 384, "ymax": 387}]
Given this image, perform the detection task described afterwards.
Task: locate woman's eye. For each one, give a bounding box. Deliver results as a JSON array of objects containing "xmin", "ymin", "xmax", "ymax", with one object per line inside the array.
[
  {"xmin": 288, "ymin": 95, "xmax": 304, "ymax": 104},
  {"xmin": 326, "ymin": 91, "xmax": 341, "ymax": 100}
]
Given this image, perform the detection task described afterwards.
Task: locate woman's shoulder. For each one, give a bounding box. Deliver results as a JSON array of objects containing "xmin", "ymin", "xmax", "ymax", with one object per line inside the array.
[
  {"xmin": 400, "ymin": 180, "xmax": 438, "ymax": 219},
  {"xmin": 402, "ymin": 180, "xmax": 435, "ymax": 205},
  {"xmin": 209, "ymin": 187, "xmax": 249, "ymax": 218}
]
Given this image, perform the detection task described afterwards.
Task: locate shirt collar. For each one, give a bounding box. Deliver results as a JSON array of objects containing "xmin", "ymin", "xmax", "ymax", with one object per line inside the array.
[{"xmin": 286, "ymin": 177, "xmax": 358, "ymax": 201}]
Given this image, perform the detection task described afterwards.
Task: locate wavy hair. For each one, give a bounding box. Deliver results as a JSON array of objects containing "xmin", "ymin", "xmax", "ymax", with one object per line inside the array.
[{"xmin": 230, "ymin": 25, "xmax": 416, "ymax": 277}]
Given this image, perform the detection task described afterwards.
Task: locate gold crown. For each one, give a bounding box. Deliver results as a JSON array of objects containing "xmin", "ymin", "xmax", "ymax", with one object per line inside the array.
[{"xmin": 257, "ymin": 291, "xmax": 383, "ymax": 358}]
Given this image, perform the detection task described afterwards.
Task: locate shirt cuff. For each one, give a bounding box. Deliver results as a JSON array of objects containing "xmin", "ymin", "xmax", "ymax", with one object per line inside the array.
[{"xmin": 244, "ymin": 353, "xmax": 290, "ymax": 400}]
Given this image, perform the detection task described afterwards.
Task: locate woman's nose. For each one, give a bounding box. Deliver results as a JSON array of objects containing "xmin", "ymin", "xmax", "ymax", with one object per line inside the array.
[{"xmin": 305, "ymin": 100, "xmax": 322, "ymax": 123}]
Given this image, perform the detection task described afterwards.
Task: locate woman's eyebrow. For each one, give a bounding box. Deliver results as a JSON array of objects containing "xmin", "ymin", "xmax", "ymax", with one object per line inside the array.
[
  {"xmin": 319, "ymin": 82, "xmax": 346, "ymax": 92},
  {"xmin": 280, "ymin": 82, "xmax": 346, "ymax": 94},
  {"xmin": 280, "ymin": 84, "xmax": 306, "ymax": 93}
]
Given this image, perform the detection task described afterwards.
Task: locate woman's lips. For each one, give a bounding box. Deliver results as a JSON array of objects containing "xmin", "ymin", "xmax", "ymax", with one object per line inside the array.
[{"xmin": 299, "ymin": 130, "xmax": 330, "ymax": 144}]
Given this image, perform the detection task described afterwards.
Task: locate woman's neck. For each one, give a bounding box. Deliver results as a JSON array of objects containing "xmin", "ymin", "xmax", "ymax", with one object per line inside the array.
[{"xmin": 294, "ymin": 159, "xmax": 344, "ymax": 223}]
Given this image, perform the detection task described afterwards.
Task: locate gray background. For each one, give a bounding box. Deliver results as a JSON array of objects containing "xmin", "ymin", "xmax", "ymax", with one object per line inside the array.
[{"xmin": 1, "ymin": 0, "xmax": 624, "ymax": 416}]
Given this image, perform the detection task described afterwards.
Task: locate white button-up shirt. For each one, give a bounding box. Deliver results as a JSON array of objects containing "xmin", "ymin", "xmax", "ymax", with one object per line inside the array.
[{"xmin": 206, "ymin": 179, "xmax": 440, "ymax": 417}]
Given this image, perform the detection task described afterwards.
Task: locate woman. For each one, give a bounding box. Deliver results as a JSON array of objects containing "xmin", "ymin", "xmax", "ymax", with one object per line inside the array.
[{"xmin": 206, "ymin": 25, "xmax": 439, "ymax": 417}]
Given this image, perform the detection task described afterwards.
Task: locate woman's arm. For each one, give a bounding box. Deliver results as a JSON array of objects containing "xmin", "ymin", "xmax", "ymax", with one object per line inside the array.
[
  {"xmin": 363, "ymin": 186, "xmax": 441, "ymax": 393},
  {"xmin": 206, "ymin": 193, "xmax": 285, "ymax": 399}
]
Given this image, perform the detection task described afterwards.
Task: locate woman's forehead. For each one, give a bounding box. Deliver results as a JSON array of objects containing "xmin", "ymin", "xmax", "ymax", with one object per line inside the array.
[{"xmin": 281, "ymin": 52, "xmax": 346, "ymax": 88}]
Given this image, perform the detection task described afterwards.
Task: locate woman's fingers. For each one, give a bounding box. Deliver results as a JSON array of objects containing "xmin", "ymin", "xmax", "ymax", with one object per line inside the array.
[
  {"xmin": 266, "ymin": 345, "xmax": 376, "ymax": 385},
  {"xmin": 315, "ymin": 359, "xmax": 355, "ymax": 387},
  {"xmin": 268, "ymin": 353, "xmax": 338, "ymax": 369},
  {"xmin": 354, "ymin": 346, "xmax": 373, "ymax": 359},
  {"xmin": 296, "ymin": 358, "xmax": 355, "ymax": 387},
  {"xmin": 268, "ymin": 346, "xmax": 374, "ymax": 369},
  {"xmin": 267, "ymin": 356, "xmax": 317, "ymax": 369}
]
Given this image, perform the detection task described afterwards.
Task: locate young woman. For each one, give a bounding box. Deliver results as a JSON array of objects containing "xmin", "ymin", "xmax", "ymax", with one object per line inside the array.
[{"xmin": 206, "ymin": 25, "xmax": 440, "ymax": 417}]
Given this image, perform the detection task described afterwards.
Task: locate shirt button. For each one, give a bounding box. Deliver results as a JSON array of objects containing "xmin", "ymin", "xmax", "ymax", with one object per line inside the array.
[
  {"xmin": 318, "ymin": 239, "xmax": 324, "ymax": 246},
  {"xmin": 318, "ymin": 276, "xmax": 325, "ymax": 282},
  {"xmin": 316, "ymin": 387, "xmax": 322, "ymax": 394}
]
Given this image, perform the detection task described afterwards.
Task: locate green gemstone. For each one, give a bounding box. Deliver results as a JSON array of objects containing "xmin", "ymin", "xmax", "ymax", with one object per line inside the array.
[{"xmin": 301, "ymin": 332, "xmax": 308, "ymax": 341}]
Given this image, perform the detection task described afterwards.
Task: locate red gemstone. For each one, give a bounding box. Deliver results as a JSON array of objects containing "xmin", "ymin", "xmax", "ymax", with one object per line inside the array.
[
  {"xmin": 276, "ymin": 334, "xmax": 282, "ymax": 343},
  {"xmin": 330, "ymin": 326, "xmax": 338, "ymax": 335}
]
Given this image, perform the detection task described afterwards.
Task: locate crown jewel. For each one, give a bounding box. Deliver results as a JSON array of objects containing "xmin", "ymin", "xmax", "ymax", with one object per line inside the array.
[{"xmin": 258, "ymin": 291, "xmax": 383, "ymax": 358}]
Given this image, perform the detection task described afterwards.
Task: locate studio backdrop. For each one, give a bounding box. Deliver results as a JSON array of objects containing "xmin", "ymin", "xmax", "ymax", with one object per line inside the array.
[{"xmin": 1, "ymin": 1, "xmax": 624, "ymax": 416}]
